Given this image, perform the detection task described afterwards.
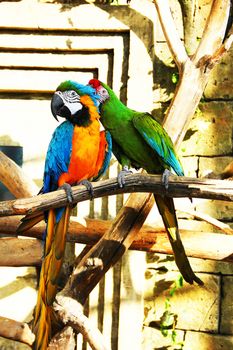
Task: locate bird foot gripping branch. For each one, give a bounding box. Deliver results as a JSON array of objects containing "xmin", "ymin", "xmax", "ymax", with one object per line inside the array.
[
  {"xmin": 162, "ymin": 169, "xmax": 172, "ymax": 191},
  {"xmin": 77, "ymin": 179, "xmax": 94, "ymax": 199},
  {"xmin": 117, "ymin": 165, "xmax": 133, "ymax": 188},
  {"xmin": 59, "ymin": 183, "xmax": 74, "ymax": 205}
]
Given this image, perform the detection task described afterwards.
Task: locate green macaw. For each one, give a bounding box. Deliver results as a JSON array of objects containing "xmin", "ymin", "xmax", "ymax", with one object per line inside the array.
[{"xmin": 89, "ymin": 78, "xmax": 203, "ymax": 285}]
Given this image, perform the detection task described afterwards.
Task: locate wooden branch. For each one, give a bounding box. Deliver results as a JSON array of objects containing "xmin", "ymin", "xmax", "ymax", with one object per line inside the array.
[
  {"xmin": 0, "ymin": 174, "xmax": 232, "ymax": 217},
  {"xmin": 207, "ymin": 24, "xmax": 233, "ymax": 67},
  {"xmin": 54, "ymin": 299, "xmax": 109, "ymax": 350},
  {"xmin": 0, "ymin": 151, "xmax": 38, "ymax": 198},
  {"xmin": 59, "ymin": 192, "xmax": 153, "ymax": 303},
  {"xmin": 3, "ymin": 224, "xmax": 233, "ymax": 265},
  {"xmin": 178, "ymin": 0, "xmax": 198, "ymax": 54},
  {"xmin": 48, "ymin": 326, "xmax": 75, "ymax": 350},
  {"xmin": 153, "ymin": 0, "xmax": 188, "ymax": 70},
  {"xmin": 52, "ymin": 192, "xmax": 153, "ymax": 348},
  {"xmin": 0, "ymin": 316, "xmax": 35, "ymax": 346},
  {"xmin": 177, "ymin": 208, "xmax": 233, "ymax": 235},
  {"xmin": 193, "ymin": 0, "xmax": 231, "ymax": 64},
  {"xmin": 0, "ymin": 237, "xmax": 42, "ymax": 266}
]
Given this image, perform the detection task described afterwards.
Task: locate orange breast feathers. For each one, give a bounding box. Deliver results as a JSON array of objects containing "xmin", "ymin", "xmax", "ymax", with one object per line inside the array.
[
  {"xmin": 68, "ymin": 120, "xmax": 103, "ymax": 182},
  {"xmin": 58, "ymin": 95, "xmax": 106, "ymax": 187}
]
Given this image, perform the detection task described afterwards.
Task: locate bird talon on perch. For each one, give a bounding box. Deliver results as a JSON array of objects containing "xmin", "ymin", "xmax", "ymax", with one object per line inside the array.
[
  {"xmin": 59, "ymin": 183, "xmax": 74, "ymax": 205},
  {"xmin": 77, "ymin": 179, "xmax": 94, "ymax": 200},
  {"xmin": 117, "ymin": 165, "xmax": 133, "ymax": 188},
  {"xmin": 162, "ymin": 168, "xmax": 172, "ymax": 191}
]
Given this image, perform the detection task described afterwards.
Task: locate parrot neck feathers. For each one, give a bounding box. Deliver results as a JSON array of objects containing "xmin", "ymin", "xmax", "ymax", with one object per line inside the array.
[{"xmin": 69, "ymin": 95, "xmax": 100, "ymax": 127}]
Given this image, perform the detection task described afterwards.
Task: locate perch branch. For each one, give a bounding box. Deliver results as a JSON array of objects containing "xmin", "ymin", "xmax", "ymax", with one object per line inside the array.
[
  {"xmin": 3, "ymin": 226, "xmax": 233, "ymax": 265},
  {"xmin": 153, "ymin": 0, "xmax": 188, "ymax": 70},
  {"xmin": 0, "ymin": 316, "xmax": 35, "ymax": 346},
  {"xmin": 54, "ymin": 299, "xmax": 109, "ymax": 350},
  {"xmin": 0, "ymin": 174, "xmax": 232, "ymax": 217},
  {"xmin": 0, "ymin": 151, "xmax": 38, "ymax": 198}
]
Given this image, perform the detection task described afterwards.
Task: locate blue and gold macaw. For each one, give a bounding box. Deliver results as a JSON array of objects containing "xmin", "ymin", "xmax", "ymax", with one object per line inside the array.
[{"xmin": 17, "ymin": 81, "xmax": 112, "ymax": 349}]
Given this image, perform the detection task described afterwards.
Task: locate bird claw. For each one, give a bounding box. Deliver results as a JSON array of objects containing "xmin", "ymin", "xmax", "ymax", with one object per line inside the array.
[
  {"xmin": 162, "ymin": 169, "xmax": 172, "ymax": 190},
  {"xmin": 117, "ymin": 166, "xmax": 132, "ymax": 188},
  {"xmin": 59, "ymin": 183, "xmax": 74, "ymax": 205},
  {"xmin": 77, "ymin": 179, "xmax": 94, "ymax": 199}
]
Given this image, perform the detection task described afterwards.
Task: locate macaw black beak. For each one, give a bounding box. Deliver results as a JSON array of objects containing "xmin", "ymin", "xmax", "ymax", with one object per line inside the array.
[
  {"xmin": 51, "ymin": 93, "xmax": 63, "ymax": 121},
  {"xmin": 51, "ymin": 92, "xmax": 72, "ymax": 121}
]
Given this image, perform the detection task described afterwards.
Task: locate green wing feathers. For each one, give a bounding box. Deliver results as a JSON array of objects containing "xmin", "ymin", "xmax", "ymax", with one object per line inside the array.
[
  {"xmin": 133, "ymin": 114, "xmax": 184, "ymax": 176},
  {"xmin": 33, "ymin": 207, "xmax": 71, "ymax": 350},
  {"xmin": 154, "ymin": 194, "xmax": 203, "ymax": 285}
]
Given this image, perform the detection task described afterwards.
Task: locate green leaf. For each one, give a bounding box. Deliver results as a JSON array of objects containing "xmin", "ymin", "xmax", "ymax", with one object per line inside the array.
[
  {"xmin": 171, "ymin": 73, "xmax": 179, "ymax": 84},
  {"xmin": 165, "ymin": 298, "xmax": 171, "ymax": 310}
]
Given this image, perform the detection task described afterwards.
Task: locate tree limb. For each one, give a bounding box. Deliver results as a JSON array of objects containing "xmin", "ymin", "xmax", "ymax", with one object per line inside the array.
[
  {"xmin": 0, "ymin": 174, "xmax": 232, "ymax": 217},
  {"xmin": 177, "ymin": 208, "xmax": 233, "ymax": 235},
  {"xmin": 193, "ymin": 0, "xmax": 231, "ymax": 64},
  {"xmin": 59, "ymin": 192, "xmax": 153, "ymax": 303},
  {"xmin": 153, "ymin": 0, "xmax": 188, "ymax": 70},
  {"xmin": 0, "ymin": 236, "xmax": 42, "ymax": 266},
  {"xmin": 2, "ymin": 226, "xmax": 233, "ymax": 265},
  {"xmin": 207, "ymin": 23, "xmax": 233, "ymax": 68},
  {"xmin": 0, "ymin": 316, "xmax": 35, "ymax": 346},
  {"xmin": 178, "ymin": 0, "xmax": 198, "ymax": 54},
  {"xmin": 54, "ymin": 299, "xmax": 109, "ymax": 350},
  {"xmin": 0, "ymin": 151, "xmax": 38, "ymax": 198},
  {"xmin": 47, "ymin": 326, "xmax": 75, "ymax": 350}
]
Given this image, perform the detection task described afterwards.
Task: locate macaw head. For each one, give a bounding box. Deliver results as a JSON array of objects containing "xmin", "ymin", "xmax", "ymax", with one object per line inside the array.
[
  {"xmin": 88, "ymin": 79, "xmax": 110, "ymax": 104},
  {"xmin": 51, "ymin": 80, "xmax": 100, "ymax": 123}
]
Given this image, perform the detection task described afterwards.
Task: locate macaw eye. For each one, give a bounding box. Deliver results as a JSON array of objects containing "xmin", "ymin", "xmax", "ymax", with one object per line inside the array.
[
  {"xmin": 100, "ymin": 88, "xmax": 108, "ymax": 95},
  {"xmin": 63, "ymin": 90, "xmax": 80, "ymax": 103},
  {"xmin": 68, "ymin": 90, "xmax": 78, "ymax": 97}
]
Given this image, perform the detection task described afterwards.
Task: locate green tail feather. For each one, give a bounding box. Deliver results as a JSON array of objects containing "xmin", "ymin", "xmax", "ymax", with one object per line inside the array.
[{"xmin": 154, "ymin": 194, "xmax": 203, "ymax": 285}]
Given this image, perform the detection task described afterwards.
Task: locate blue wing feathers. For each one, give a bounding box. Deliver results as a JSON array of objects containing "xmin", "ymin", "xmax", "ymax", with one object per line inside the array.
[
  {"xmin": 43, "ymin": 121, "xmax": 73, "ymax": 193},
  {"xmin": 42, "ymin": 121, "xmax": 73, "ymax": 224},
  {"xmin": 93, "ymin": 130, "xmax": 112, "ymax": 181}
]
